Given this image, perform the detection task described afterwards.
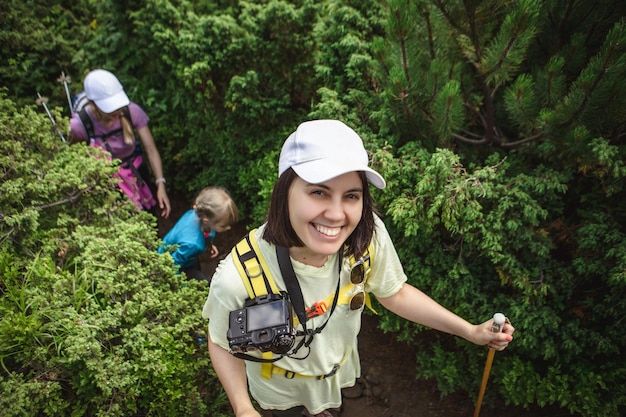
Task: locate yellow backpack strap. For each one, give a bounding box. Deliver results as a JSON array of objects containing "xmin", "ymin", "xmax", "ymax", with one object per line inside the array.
[
  {"xmin": 231, "ymin": 229, "xmax": 281, "ymax": 298},
  {"xmin": 232, "ymin": 230, "xmax": 303, "ymax": 328},
  {"xmin": 231, "ymin": 230, "xmax": 287, "ymax": 378},
  {"xmin": 261, "ymin": 352, "xmax": 274, "ymax": 379}
]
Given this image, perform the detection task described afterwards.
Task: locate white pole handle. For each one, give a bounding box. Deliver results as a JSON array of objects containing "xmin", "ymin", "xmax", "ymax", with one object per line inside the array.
[{"xmin": 491, "ymin": 312, "xmax": 506, "ymax": 333}]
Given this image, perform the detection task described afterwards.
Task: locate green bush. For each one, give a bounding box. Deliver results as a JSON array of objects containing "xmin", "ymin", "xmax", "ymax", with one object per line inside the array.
[
  {"xmin": 370, "ymin": 143, "xmax": 626, "ymax": 416},
  {"xmin": 0, "ymin": 95, "xmax": 231, "ymax": 416}
]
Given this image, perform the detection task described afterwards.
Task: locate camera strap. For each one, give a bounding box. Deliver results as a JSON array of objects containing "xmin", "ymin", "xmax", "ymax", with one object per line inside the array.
[
  {"xmin": 232, "ymin": 351, "xmax": 284, "ymax": 363},
  {"xmin": 276, "ymin": 246, "xmax": 307, "ymax": 326},
  {"xmin": 277, "ymin": 246, "xmax": 341, "ymax": 351}
]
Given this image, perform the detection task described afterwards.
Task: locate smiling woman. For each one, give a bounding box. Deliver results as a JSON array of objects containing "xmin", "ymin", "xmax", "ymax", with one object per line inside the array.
[
  {"xmin": 201, "ymin": 120, "xmax": 514, "ymax": 417},
  {"xmin": 286, "ymin": 173, "xmax": 364, "ymax": 267}
]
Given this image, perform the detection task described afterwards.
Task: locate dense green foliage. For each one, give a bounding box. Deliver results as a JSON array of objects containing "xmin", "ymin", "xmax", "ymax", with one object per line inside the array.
[
  {"xmin": 369, "ymin": 3, "xmax": 626, "ymax": 416},
  {"xmin": 0, "ymin": 97, "xmax": 230, "ymax": 416},
  {"xmin": 1, "ymin": 1, "xmax": 625, "ymax": 416}
]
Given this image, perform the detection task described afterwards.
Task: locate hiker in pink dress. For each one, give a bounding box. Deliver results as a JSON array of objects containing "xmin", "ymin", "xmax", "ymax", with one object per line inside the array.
[{"xmin": 69, "ymin": 69, "xmax": 171, "ymax": 218}]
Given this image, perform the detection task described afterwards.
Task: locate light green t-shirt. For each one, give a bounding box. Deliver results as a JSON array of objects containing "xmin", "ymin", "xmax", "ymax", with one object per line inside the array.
[{"xmin": 202, "ymin": 215, "xmax": 406, "ymax": 414}]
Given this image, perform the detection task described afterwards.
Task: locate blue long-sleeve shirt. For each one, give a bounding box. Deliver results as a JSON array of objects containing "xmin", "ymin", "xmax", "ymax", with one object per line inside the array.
[{"xmin": 158, "ymin": 209, "xmax": 215, "ymax": 269}]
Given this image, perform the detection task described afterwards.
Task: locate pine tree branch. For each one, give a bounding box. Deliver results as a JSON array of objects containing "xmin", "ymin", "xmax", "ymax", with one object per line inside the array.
[
  {"xmin": 500, "ymin": 133, "xmax": 544, "ymax": 148},
  {"xmin": 424, "ymin": 10, "xmax": 436, "ymax": 59},
  {"xmin": 0, "ymin": 191, "xmax": 86, "ymax": 247},
  {"xmin": 457, "ymin": 96, "xmax": 545, "ymax": 147},
  {"xmin": 559, "ymin": 45, "xmax": 613, "ymax": 128},
  {"xmin": 432, "ymin": 0, "xmax": 483, "ymax": 66},
  {"xmin": 483, "ymin": 34, "xmax": 519, "ymax": 86},
  {"xmin": 463, "ymin": 101, "xmax": 490, "ymax": 133},
  {"xmin": 393, "ymin": 8, "xmax": 411, "ymax": 86},
  {"xmin": 481, "ymin": 83, "xmax": 497, "ymax": 144},
  {"xmin": 0, "ymin": 225, "xmax": 15, "ymax": 247},
  {"xmin": 34, "ymin": 191, "xmax": 85, "ymax": 210},
  {"xmin": 453, "ymin": 130, "xmax": 544, "ymax": 147},
  {"xmin": 432, "ymin": 1, "xmax": 462, "ymax": 32},
  {"xmin": 459, "ymin": 128, "xmax": 484, "ymax": 139},
  {"xmin": 452, "ymin": 132, "xmax": 488, "ymax": 145},
  {"xmin": 463, "ymin": 0, "xmax": 483, "ymax": 59}
]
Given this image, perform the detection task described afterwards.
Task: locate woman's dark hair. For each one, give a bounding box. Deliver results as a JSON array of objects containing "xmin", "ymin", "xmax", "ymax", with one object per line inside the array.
[{"xmin": 263, "ymin": 168, "xmax": 378, "ymax": 259}]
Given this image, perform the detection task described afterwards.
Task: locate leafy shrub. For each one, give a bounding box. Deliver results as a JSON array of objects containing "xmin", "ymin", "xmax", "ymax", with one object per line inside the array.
[
  {"xmin": 0, "ymin": 95, "xmax": 231, "ymax": 416},
  {"xmin": 371, "ymin": 144, "xmax": 626, "ymax": 417}
]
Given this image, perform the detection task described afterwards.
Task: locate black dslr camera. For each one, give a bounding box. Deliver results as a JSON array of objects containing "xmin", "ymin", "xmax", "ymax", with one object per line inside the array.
[{"xmin": 227, "ymin": 293, "xmax": 295, "ymax": 354}]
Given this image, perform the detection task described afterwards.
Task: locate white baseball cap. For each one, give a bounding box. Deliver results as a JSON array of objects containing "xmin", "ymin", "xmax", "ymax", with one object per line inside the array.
[
  {"xmin": 278, "ymin": 120, "xmax": 386, "ymax": 189},
  {"xmin": 83, "ymin": 69, "xmax": 130, "ymax": 113}
]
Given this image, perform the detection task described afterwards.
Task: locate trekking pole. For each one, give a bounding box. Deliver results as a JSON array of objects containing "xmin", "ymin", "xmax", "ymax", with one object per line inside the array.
[
  {"xmin": 473, "ymin": 312, "xmax": 506, "ymax": 417},
  {"xmin": 36, "ymin": 93, "xmax": 66, "ymax": 142},
  {"xmin": 57, "ymin": 72, "xmax": 73, "ymax": 113}
]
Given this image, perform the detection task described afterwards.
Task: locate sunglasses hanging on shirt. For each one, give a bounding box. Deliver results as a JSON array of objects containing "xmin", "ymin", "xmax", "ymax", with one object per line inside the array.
[{"xmin": 348, "ymin": 254, "xmax": 369, "ymax": 310}]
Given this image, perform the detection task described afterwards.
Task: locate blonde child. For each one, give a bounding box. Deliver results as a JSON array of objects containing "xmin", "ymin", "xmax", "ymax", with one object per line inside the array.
[{"xmin": 159, "ymin": 186, "xmax": 239, "ymax": 283}]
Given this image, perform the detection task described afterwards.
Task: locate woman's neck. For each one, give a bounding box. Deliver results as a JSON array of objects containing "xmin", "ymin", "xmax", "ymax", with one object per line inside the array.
[{"xmin": 288, "ymin": 247, "xmax": 329, "ymax": 268}]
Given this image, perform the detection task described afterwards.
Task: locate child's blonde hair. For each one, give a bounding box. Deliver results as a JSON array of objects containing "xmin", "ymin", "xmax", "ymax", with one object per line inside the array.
[
  {"xmin": 194, "ymin": 186, "xmax": 239, "ymax": 226},
  {"xmin": 91, "ymin": 102, "xmax": 135, "ymax": 146}
]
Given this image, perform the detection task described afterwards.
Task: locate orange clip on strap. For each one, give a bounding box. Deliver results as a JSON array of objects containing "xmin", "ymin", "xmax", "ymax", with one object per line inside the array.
[{"xmin": 306, "ymin": 301, "xmax": 328, "ymax": 319}]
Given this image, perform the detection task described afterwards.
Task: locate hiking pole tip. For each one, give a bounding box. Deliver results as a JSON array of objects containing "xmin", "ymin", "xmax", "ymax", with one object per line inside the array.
[
  {"xmin": 36, "ymin": 92, "xmax": 66, "ymax": 142},
  {"xmin": 57, "ymin": 72, "xmax": 73, "ymax": 114}
]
